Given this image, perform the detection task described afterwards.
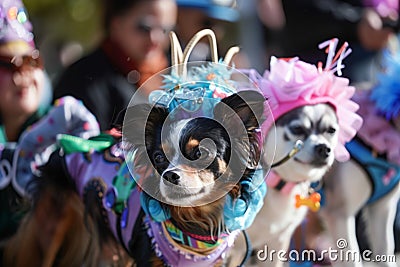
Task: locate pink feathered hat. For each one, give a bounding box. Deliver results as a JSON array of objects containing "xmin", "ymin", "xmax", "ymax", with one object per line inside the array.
[{"xmin": 246, "ymin": 39, "xmax": 363, "ymax": 162}]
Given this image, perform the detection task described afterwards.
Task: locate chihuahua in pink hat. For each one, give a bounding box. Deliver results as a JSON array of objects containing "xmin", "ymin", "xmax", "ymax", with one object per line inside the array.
[{"xmin": 227, "ymin": 39, "xmax": 363, "ymax": 267}]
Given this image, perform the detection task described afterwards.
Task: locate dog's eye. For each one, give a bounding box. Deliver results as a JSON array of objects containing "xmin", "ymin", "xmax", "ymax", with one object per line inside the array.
[
  {"xmin": 289, "ymin": 125, "xmax": 306, "ymax": 136},
  {"xmin": 194, "ymin": 148, "xmax": 202, "ymax": 159},
  {"xmin": 326, "ymin": 127, "xmax": 336, "ymax": 135},
  {"xmin": 194, "ymin": 147, "xmax": 209, "ymax": 160},
  {"xmin": 153, "ymin": 151, "xmax": 166, "ymax": 164}
]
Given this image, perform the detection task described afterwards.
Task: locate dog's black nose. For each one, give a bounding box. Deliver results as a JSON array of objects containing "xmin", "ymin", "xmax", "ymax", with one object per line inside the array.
[
  {"xmin": 315, "ymin": 144, "xmax": 331, "ymax": 158},
  {"xmin": 163, "ymin": 171, "xmax": 180, "ymax": 185}
]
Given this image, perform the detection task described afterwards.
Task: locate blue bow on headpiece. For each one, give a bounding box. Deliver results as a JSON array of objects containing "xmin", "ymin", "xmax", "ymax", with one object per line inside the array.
[{"xmin": 149, "ymin": 61, "xmax": 237, "ymax": 117}]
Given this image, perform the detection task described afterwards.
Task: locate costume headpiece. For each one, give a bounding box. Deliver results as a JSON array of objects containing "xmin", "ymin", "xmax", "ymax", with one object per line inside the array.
[
  {"xmin": 0, "ymin": 0, "xmax": 34, "ymax": 46},
  {"xmin": 148, "ymin": 29, "xmax": 241, "ymax": 119},
  {"xmin": 247, "ymin": 38, "xmax": 363, "ymax": 162}
]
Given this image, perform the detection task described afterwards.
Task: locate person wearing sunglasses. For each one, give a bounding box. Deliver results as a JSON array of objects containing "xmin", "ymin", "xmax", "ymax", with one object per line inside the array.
[
  {"xmin": 0, "ymin": 2, "xmax": 44, "ymax": 253},
  {"xmin": 0, "ymin": 0, "xmax": 101, "ymax": 262},
  {"xmin": 53, "ymin": 0, "xmax": 178, "ymax": 131},
  {"xmin": 0, "ymin": 21, "xmax": 50, "ymax": 144}
]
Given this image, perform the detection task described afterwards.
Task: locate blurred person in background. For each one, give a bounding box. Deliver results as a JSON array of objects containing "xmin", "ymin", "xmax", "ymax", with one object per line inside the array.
[
  {"xmin": 53, "ymin": 0, "xmax": 177, "ymax": 131},
  {"xmin": 0, "ymin": 1, "xmax": 51, "ymax": 144},
  {"xmin": 260, "ymin": 0, "xmax": 398, "ymax": 86},
  {"xmin": 0, "ymin": 0, "xmax": 100, "ymax": 261},
  {"xmin": 0, "ymin": 2, "xmax": 45, "ymax": 255},
  {"xmin": 237, "ymin": 0, "xmax": 286, "ymax": 72}
]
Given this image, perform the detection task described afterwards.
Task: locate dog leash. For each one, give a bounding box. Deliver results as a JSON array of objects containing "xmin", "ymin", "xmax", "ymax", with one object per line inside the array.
[
  {"xmin": 238, "ymin": 229, "xmax": 252, "ymax": 267},
  {"xmin": 235, "ymin": 140, "xmax": 305, "ymax": 266},
  {"xmin": 271, "ymin": 140, "xmax": 304, "ymax": 168}
]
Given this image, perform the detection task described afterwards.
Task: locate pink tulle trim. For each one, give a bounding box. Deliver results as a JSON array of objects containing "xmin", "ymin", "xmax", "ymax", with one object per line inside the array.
[{"xmin": 353, "ymin": 90, "xmax": 400, "ymax": 165}]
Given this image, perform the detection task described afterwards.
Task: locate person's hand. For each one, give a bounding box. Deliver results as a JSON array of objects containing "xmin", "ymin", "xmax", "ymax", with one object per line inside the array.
[{"xmin": 357, "ymin": 8, "xmax": 396, "ymax": 51}]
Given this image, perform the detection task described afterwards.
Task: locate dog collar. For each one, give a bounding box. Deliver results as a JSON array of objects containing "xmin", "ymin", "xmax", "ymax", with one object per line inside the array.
[
  {"xmin": 163, "ymin": 219, "xmax": 224, "ymax": 249},
  {"xmin": 266, "ymin": 171, "xmax": 321, "ymax": 212},
  {"xmin": 145, "ymin": 215, "xmax": 238, "ymax": 267},
  {"xmin": 265, "ymin": 170, "xmax": 298, "ymax": 194}
]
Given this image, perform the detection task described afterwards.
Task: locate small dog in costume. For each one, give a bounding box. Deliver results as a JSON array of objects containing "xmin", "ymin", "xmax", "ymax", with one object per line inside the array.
[
  {"xmin": 227, "ymin": 39, "xmax": 363, "ymax": 267},
  {"xmin": 320, "ymin": 47, "xmax": 400, "ymax": 267},
  {"xmin": 5, "ymin": 29, "xmax": 268, "ymax": 267}
]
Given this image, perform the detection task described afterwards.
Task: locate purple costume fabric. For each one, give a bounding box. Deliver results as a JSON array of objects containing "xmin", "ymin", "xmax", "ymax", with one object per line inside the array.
[
  {"xmin": 65, "ymin": 143, "xmax": 142, "ymax": 250},
  {"xmin": 0, "ymin": 96, "xmax": 100, "ymax": 196},
  {"xmin": 64, "ymin": 143, "xmax": 240, "ymax": 266},
  {"xmin": 147, "ymin": 217, "xmax": 239, "ymax": 267}
]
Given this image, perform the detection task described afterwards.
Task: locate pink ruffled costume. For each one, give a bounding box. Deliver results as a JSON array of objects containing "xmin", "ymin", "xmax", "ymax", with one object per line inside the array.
[
  {"xmin": 344, "ymin": 49, "xmax": 400, "ymax": 204},
  {"xmin": 354, "ymin": 90, "xmax": 400, "ymax": 166}
]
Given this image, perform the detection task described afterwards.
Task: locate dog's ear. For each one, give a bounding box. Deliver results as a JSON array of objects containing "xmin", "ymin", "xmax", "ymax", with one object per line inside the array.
[
  {"xmin": 214, "ymin": 91, "xmax": 266, "ymax": 170},
  {"xmin": 214, "ymin": 90, "xmax": 265, "ymax": 132},
  {"xmin": 122, "ymin": 104, "xmax": 168, "ymax": 148}
]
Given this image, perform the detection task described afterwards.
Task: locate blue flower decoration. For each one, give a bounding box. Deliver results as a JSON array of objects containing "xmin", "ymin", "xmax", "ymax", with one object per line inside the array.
[
  {"xmin": 224, "ymin": 169, "xmax": 267, "ymax": 231},
  {"xmin": 149, "ymin": 61, "xmax": 237, "ymax": 117},
  {"xmin": 140, "ymin": 192, "xmax": 170, "ymax": 222}
]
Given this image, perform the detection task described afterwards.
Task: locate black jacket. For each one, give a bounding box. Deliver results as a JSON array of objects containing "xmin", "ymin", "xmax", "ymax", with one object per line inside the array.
[{"xmin": 53, "ymin": 47, "xmax": 137, "ymax": 131}]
